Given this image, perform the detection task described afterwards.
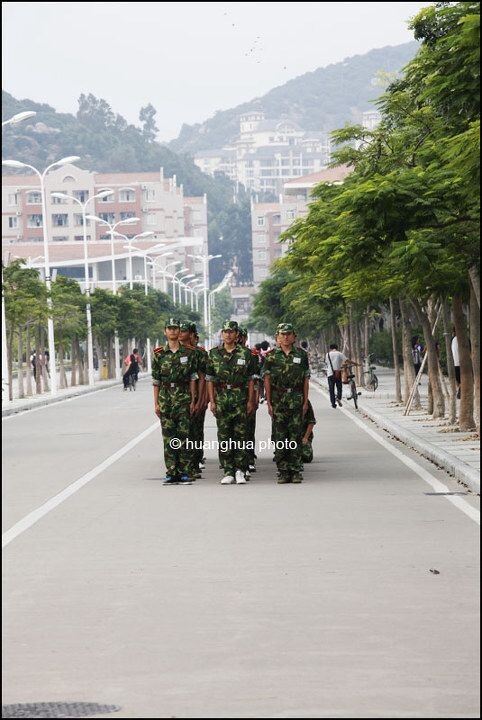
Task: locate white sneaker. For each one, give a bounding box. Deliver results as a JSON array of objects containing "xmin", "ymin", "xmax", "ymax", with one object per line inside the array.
[
  {"xmin": 220, "ymin": 475, "xmax": 235, "ymax": 484},
  {"xmin": 235, "ymin": 470, "xmax": 247, "ymax": 484},
  {"xmin": 199, "ymin": 462, "xmax": 205, "ymax": 470}
]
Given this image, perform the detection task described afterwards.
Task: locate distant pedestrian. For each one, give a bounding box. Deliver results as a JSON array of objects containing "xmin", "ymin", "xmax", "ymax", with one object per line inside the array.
[
  {"xmin": 411, "ymin": 336, "xmax": 424, "ymax": 379},
  {"xmin": 451, "ymin": 330, "xmax": 461, "ymax": 399},
  {"xmin": 325, "ymin": 343, "xmax": 359, "ymax": 409}
]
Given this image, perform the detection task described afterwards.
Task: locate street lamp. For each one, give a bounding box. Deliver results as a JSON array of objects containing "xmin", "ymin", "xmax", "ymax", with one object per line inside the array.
[
  {"xmin": 51, "ymin": 189, "xmax": 114, "ymax": 386},
  {"xmin": 85, "ymin": 214, "xmax": 139, "ymax": 380},
  {"xmin": 2, "ymin": 155, "xmax": 81, "ymax": 396},
  {"xmin": 178, "ymin": 274, "xmax": 196, "ymax": 304},
  {"xmin": 115, "ymin": 231, "xmax": 156, "ymax": 289},
  {"xmin": 2, "ymin": 111, "xmax": 37, "ymax": 127},
  {"xmin": 171, "ymin": 267, "xmax": 189, "ymax": 304},
  {"xmin": 208, "ymin": 271, "xmax": 233, "ymax": 347},
  {"xmin": 187, "ymin": 253, "xmax": 222, "ymax": 348}
]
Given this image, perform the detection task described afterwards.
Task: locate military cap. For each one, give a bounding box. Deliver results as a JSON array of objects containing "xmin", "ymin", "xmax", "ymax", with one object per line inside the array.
[
  {"xmin": 179, "ymin": 321, "xmax": 191, "ymax": 331},
  {"xmin": 276, "ymin": 322, "xmax": 295, "ymax": 334},
  {"xmin": 238, "ymin": 326, "xmax": 248, "ymax": 336},
  {"xmin": 189, "ymin": 322, "xmax": 197, "ymax": 333},
  {"xmin": 222, "ymin": 320, "xmax": 239, "ymax": 331},
  {"xmin": 165, "ymin": 317, "xmax": 180, "ymax": 329}
]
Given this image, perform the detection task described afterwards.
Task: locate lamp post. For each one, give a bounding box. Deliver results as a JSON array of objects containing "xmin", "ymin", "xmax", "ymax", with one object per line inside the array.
[
  {"xmin": 2, "ymin": 155, "xmax": 81, "ymax": 396},
  {"xmin": 85, "ymin": 215, "xmax": 139, "ymax": 380},
  {"xmin": 2, "ymin": 111, "xmax": 37, "ymax": 127},
  {"xmin": 115, "ymin": 231, "xmax": 156, "ymax": 289},
  {"xmin": 208, "ymin": 271, "xmax": 233, "ymax": 347},
  {"xmin": 51, "ymin": 189, "xmax": 114, "ymax": 387},
  {"xmin": 187, "ymin": 254, "xmax": 222, "ymax": 348},
  {"xmin": 148, "ymin": 252, "xmax": 174, "ymax": 290},
  {"xmin": 182, "ymin": 277, "xmax": 201, "ymax": 309},
  {"xmin": 171, "ymin": 267, "xmax": 189, "ymax": 304},
  {"xmin": 179, "ymin": 274, "xmax": 196, "ymax": 305}
]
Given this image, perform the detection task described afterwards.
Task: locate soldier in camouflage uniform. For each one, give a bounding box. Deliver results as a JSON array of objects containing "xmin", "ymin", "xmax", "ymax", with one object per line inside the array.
[
  {"xmin": 301, "ymin": 399, "xmax": 316, "ymax": 464},
  {"xmin": 263, "ymin": 323, "xmax": 310, "ymax": 483},
  {"xmin": 152, "ymin": 318, "xmax": 198, "ymax": 485},
  {"xmin": 237, "ymin": 326, "xmax": 260, "ymax": 474},
  {"xmin": 179, "ymin": 321, "xmax": 208, "ymax": 478},
  {"xmin": 206, "ymin": 320, "xmax": 256, "ymax": 484}
]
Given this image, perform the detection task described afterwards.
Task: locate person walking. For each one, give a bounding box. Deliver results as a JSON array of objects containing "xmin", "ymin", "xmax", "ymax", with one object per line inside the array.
[
  {"xmin": 238, "ymin": 326, "xmax": 260, "ymax": 474},
  {"xmin": 123, "ymin": 348, "xmax": 140, "ymax": 390},
  {"xmin": 206, "ymin": 320, "xmax": 256, "ymax": 485},
  {"xmin": 152, "ymin": 319, "xmax": 198, "ymax": 485},
  {"xmin": 263, "ymin": 323, "xmax": 310, "ymax": 484},
  {"xmin": 411, "ymin": 336, "xmax": 424, "ymax": 381},
  {"xmin": 325, "ymin": 343, "xmax": 359, "ymax": 409}
]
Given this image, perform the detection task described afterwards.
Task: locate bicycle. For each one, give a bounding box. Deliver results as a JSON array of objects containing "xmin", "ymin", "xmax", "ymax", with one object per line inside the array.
[
  {"xmin": 344, "ymin": 364, "xmax": 362, "ymax": 409},
  {"xmin": 362, "ymin": 354, "xmax": 378, "ymax": 392}
]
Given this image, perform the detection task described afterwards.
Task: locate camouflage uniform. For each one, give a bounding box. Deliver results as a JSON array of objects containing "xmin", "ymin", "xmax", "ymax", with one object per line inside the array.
[
  {"xmin": 263, "ymin": 332, "xmax": 310, "ymax": 481},
  {"xmin": 191, "ymin": 342, "xmax": 208, "ymax": 470},
  {"xmin": 301, "ymin": 399, "xmax": 316, "ymax": 463},
  {"xmin": 152, "ymin": 336, "xmax": 198, "ymax": 479},
  {"xmin": 206, "ymin": 331, "xmax": 256, "ymax": 477}
]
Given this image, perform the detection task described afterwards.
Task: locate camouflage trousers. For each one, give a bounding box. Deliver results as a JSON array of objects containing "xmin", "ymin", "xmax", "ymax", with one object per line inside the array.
[
  {"xmin": 215, "ymin": 391, "xmax": 249, "ymax": 475},
  {"xmin": 158, "ymin": 389, "xmax": 192, "ymax": 477},
  {"xmin": 246, "ymin": 411, "xmax": 257, "ymax": 465},
  {"xmin": 272, "ymin": 392, "xmax": 304, "ymax": 474},
  {"xmin": 189, "ymin": 406, "xmax": 206, "ymax": 472}
]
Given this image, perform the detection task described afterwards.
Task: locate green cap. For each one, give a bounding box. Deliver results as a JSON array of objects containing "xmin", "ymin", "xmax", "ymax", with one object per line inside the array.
[
  {"xmin": 222, "ymin": 320, "xmax": 239, "ymax": 331},
  {"xmin": 179, "ymin": 321, "xmax": 191, "ymax": 332},
  {"xmin": 165, "ymin": 317, "xmax": 180, "ymax": 329},
  {"xmin": 277, "ymin": 322, "xmax": 294, "ymax": 334},
  {"xmin": 189, "ymin": 322, "xmax": 197, "ymax": 333},
  {"xmin": 238, "ymin": 326, "xmax": 248, "ymax": 336}
]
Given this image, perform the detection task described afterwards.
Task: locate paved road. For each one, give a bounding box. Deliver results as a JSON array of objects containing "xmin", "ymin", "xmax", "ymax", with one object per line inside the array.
[{"xmin": 2, "ymin": 380, "xmax": 480, "ymax": 718}]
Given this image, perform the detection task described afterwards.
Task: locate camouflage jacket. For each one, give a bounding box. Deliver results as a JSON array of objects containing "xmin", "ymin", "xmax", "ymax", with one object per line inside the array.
[
  {"xmin": 152, "ymin": 343, "xmax": 198, "ymax": 392},
  {"xmin": 206, "ymin": 344, "xmax": 257, "ymax": 388},
  {"xmin": 262, "ymin": 346, "xmax": 310, "ymax": 392}
]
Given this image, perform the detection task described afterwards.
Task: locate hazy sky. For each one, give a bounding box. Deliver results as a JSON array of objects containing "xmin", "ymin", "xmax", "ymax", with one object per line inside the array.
[{"xmin": 3, "ymin": 2, "xmax": 428, "ymax": 141}]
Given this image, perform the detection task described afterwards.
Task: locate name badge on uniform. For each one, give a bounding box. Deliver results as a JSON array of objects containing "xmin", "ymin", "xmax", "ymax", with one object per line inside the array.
[
  {"xmin": 293, "ymin": 357, "xmax": 301, "ymax": 364},
  {"xmin": 237, "ymin": 358, "xmax": 246, "ymax": 365},
  {"xmin": 180, "ymin": 356, "xmax": 188, "ymax": 364}
]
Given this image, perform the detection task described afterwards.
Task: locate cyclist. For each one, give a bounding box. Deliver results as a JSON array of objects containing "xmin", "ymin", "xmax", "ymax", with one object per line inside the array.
[
  {"xmin": 123, "ymin": 348, "xmax": 141, "ymax": 390},
  {"xmin": 325, "ymin": 343, "xmax": 360, "ymax": 409}
]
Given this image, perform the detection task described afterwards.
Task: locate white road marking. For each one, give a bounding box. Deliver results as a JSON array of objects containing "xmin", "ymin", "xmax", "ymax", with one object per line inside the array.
[
  {"xmin": 2, "ymin": 421, "xmax": 160, "ymax": 549},
  {"xmin": 311, "ymin": 384, "xmax": 480, "ymax": 525}
]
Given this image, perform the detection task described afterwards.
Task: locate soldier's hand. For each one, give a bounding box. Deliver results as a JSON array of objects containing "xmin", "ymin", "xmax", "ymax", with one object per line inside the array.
[
  {"xmin": 154, "ymin": 406, "xmax": 161, "ymax": 418},
  {"xmin": 302, "ymin": 401, "xmax": 308, "ymax": 417},
  {"xmin": 247, "ymin": 401, "xmax": 255, "ymax": 416},
  {"xmin": 189, "ymin": 401, "xmax": 196, "ymax": 416},
  {"xmin": 210, "ymin": 401, "xmax": 217, "ymax": 416},
  {"xmin": 302, "ymin": 436, "xmax": 309, "ymax": 445}
]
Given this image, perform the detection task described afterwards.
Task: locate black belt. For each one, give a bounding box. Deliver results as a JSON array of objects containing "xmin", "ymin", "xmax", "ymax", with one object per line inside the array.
[
  {"xmin": 216, "ymin": 382, "xmax": 245, "ymax": 390},
  {"xmin": 161, "ymin": 381, "xmax": 190, "ymax": 388}
]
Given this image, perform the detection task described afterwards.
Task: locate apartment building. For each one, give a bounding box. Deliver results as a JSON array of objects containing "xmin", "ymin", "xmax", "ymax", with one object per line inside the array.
[
  {"xmin": 2, "ymin": 166, "xmax": 208, "ymax": 288},
  {"xmin": 251, "ymin": 165, "xmax": 352, "ymax": 288},
  {"xmin": 194, "ymin": 112, "xmax": 331, "ymax": 195}
]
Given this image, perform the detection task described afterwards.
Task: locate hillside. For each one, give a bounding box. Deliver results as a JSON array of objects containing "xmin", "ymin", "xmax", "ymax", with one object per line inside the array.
[
  {"xmin": 169, "ymin": 42, "xmax": 418, "ymax": 155},
  {"xmin": 1, "ymin": 91, "xmax": 233, "ymax": 216}
]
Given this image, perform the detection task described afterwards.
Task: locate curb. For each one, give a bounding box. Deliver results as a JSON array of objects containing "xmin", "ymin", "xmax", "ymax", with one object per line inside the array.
[
  {"xmin": 2, "ymin": 379, "xmax": 122, "ymax": 417},
  {"xmin": 312, "ymin": 378, "xmax": 480, "ymax": 494}
]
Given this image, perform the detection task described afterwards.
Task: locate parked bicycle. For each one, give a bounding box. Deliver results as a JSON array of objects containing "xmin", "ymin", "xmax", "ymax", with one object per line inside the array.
[
  {"xmin": 362, "ymin": 354, "xmax": 379, "ymax": 391},
  {"xmin": 344, "ymin": 364, "xmax": 362, "ymax": 409}
]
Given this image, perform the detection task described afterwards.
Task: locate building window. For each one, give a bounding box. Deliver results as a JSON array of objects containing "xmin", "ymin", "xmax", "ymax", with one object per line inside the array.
[
  {"xmin": 146, "ymin": 213, "xmax": 156, "ymax": 226},
  {"xmin": 27, "ymin": 214, "xmax": 43, "ymax": 228},
  {"xmin": 74, "ymin": 214, "xmax": 90, "ymax": 227},
  {"xmin": 99, "ymin": 190, "xmax": 114, "ymax": 202},
  {"xmin": 52, "ymin": 214, "xmax": 69, "ymax": 227},
  {"xmin": 73, "ymin": 190, "xmax": 89, "ymax": 203},
  {"xmin": 120, "ymin": 211, "xmax": 136, "ymax": 221},
  {"xmin": 256, "ymin": 250, "xmax": 267, "ymax": 262},
  {"xmin": 7, "ymin": 193, "xmax": 18, "ymax": 206},
  {"xmin": 52, "ymin": 235, "xmax": 69, "ymax": 242},
  {"xmin": 119, "ymin": 189, "xmax": 135, "ymax": 202},
  {"xmin": 62, "ymin": 175, "xmax": 76, "ymax": 183},
  {"xmin": 286, "ymin": 209, "xmax": 296, "ymax": 220},
  {"xmin": 51, "ymin": 191, "xmax": 68, "ymax": 204},
  {"xmin": 257, "ymin": 217, "xmax": 265, "ymax": 227},
  {"xmin": 99, "ymin": 213, "xmax": 115, "ymax": 224},
  {"xmin": 143, "ymin": 188, "xmax": 155, "ymax": 202},
  {"xmin": 74, "ymin": 235, "xmax": 91, "ymax": 242},
  {"xmin": 8, "ymin": 216, "xmax": 19, "ymax": 229},
  {"xmin": 27, "ymin": 192, "xmax": 42, "ymax": 204}
]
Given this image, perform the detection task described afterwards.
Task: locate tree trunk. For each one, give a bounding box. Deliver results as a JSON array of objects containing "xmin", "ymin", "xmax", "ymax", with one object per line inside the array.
[
  {"xmin": 469, "ymin": 265, "xmax": 480, "ymax": 309},
  {"xmin": 411, "ymin": 298, "xmax": 445, "ymax": 419},
  {"xmin": 389, "ymin": 297, "xmax": 402, "ymax": 403},
  {"xmin": 71, "ymin": 339, "xmax": 77, "ymax": 386},
  {"xmin": 469, "ymin": 284, "xmax": 480, "ymax": 434},
  {"xmin": 400, "ymin": 298, "xmax": 421, "ymax": 409},
  {"xmin": 442, "ymin": 299, "xmax": 457, "ymax": 425},
  {"xmin": 364, "ymin": 305, "xmax": 369, "ymax": 361},
  {"xmin": 74, "ymin": 337, "xmax": 85, "ymax": 385},
  {"xmin": 452, "ymin": 294, "xmax": 475, "ymax": 430},
  {"xmin": 25, "ymin": 324, "xmax": 33, "ymax": 397},
  {"xmin": 107, "ymin": 336, "xmax": 114, "ymax": 379},
  {"xmin": 40, "ymin": 327, "xmax": 49, "ymax": 392},
  {"xmin": 17, "ymin": 325, "xmax": 24, "ymax": 399}
]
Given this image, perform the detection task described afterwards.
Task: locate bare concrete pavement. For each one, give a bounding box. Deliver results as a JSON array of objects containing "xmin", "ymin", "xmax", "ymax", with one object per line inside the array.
[{"xmin": 2, "ymin": 380, "xmax": 480, "ymax": 718}]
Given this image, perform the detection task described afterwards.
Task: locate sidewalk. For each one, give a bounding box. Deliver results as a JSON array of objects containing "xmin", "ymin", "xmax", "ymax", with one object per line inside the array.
[
  {"xmin": 2, "ymin": 377, "xmax": 122, "ymax": 417},
  {"xmin": 312, "ymin": 366, "xmax": 480, "ymax": 494}
]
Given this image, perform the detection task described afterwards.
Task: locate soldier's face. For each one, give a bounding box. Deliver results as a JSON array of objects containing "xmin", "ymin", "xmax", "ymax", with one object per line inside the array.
[
  {"xmin": 179, "ymin": 330, "xmax": 190, "ymax": 343},
  {"xmin": 223, "ymin": 329, "xmax": 237, "ymax": 343},
  {"xmin": 279, "ymin": 332, "xmax": 295, "ymax": 348},
  {"xmin": 165, "ymin": 327, "xmax": 180, "ymax": 341}
]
